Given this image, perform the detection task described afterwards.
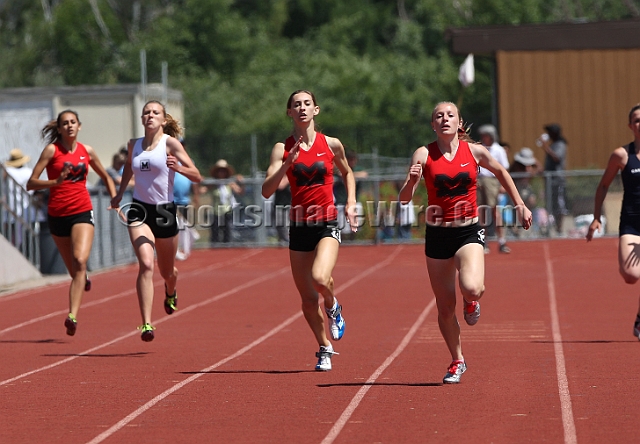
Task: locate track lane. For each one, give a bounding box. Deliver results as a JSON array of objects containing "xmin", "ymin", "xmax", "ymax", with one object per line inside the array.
[{"xmin": 2, "ymin": 241, "xmax": 640, "ymax": 443}]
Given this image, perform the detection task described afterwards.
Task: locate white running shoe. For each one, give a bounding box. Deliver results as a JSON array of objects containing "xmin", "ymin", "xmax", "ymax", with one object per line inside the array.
[
  {"xmin": 326, "ymin": 302, "xmax": 346, "ymax": 341},
  {"xmin": 443, "ymin": 360, "xmax": 467, "ymax": 384},
  {"xmin": 463, "ymin": 300, "xmax": 480, "ymax": 326},
  {"xmin": 315, "ymin": 344, "xmax": 338, "ymax": 371}
]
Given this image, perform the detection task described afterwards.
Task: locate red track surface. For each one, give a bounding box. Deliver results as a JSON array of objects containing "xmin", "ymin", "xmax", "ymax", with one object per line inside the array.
[{"xmin": 1, "ymin": 239, "xmax": 639, "ymax": 443}]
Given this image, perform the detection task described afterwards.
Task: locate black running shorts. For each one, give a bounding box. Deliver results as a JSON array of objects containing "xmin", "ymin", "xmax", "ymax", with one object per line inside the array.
[
  {"xmin": 425, "ymin": 222, "xmax": 485, "ymax": 259},
  {"xmin": 289, "ymin": 220, "xmax": 341, "ymax": 252},
  {"xmin": 126, "ymin": 199, "xmax": 179, "ymax": 239},
  {"xmin": 48, "ymin": 210, "xmax": 94, "ymax": 237}
]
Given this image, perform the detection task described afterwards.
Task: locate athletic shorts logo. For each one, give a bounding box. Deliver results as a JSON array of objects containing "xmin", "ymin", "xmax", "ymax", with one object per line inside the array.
[
  {"xmin": 477, "ymin": 228, "xmax": 485, "ymax": 244},
  {"xmin": 140, "ymin": 160, "xmax": 150, "ymax": 171},
  {"xmin": 330, "ymin": 226, "xmax": 341, "ymax": 243},
  {"xmin": 89, "ymin": 210, "xmax": 95, "ymax": 225}
]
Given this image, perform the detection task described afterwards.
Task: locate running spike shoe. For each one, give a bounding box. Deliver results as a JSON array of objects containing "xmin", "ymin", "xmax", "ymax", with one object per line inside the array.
[
  {"xmin": 164, "ymin": 284, "xmax": 178, "ymax": 315},
  {"xmin": 326, "ymin": 302, "xmax": 345, "ymax": 341},
  {"xmin": 443, "ymin": 360, "xmax": 467, "ymax": 384},
  {"xmin": 139, "ymin": 323, "xmax": 155, "ymax": 342},
  {"xmin": 64, "ymin": 314, "xmax": 77, "ymax": 336},
  {"xmin": 463, "ymin": 300, "xmax": 480, "ymax": 326},
  {"xmin": 315, "ymin": 344, "xmax": 339, "ymax": 372}
]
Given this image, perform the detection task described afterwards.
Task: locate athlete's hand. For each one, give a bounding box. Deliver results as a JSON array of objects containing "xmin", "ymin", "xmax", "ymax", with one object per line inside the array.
[
  {"xmin": 408, "ymin": 162, "xmax": 423, "ymax": 184},
  {"xmin": 166, "ymin": 154, "xmax": 179, "ymax": 171},
  {"xmin": 285, "ymin": 136, "xmax": 303, "ymax": 167},
  {"xmin": 109, "ymin": 195, "xmax": 122, "ymax": 211},
  {"xmin": 518, "ymin": 205, "xmax": 533, "ymax": 230},
  {"xmin": 586, "ymin": 219, "xmax": 601, "ymax": 242},
  {"xmin": 346, "ymin": 201, "xmax": 358, "ymax": 233},
  {"xmin": 56, "ymin": 164, "xmax": 71, "ymax": 185}
]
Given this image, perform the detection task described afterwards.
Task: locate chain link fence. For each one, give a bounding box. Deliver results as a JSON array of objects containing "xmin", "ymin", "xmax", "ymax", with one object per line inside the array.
[{"xmin": 1, "ymin": 164, "xmax": 623, "ymax": 276}]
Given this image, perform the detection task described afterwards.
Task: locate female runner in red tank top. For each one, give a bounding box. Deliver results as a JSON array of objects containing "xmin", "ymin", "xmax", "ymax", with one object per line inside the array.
[
  {"xmin": 262, "ymin": 90, "xmax": 358, "ymax": 371},
  {"xmin": 27, "ymin": 110, "xmax": 117, "ymax": 336},
  {"xmin": 399, "ymin": 102, "xmax": 532, "ymax": 384}
]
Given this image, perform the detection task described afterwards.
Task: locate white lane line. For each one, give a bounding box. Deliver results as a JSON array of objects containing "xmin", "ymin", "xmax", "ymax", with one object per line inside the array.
[
  {"xmin": 0, "ymin": 266, "xmax": 287, "ymax": 387},
  {"xmin": 86, "ymin": 312, "xmax": 302, "ymax": 444},
  {"xmin": 544, "ymin": 242, "xmax": 577, "ymax": 444},
  {"xmin": 85, "ymin": 246, "xmax": 405, "ymax": 444},
  {"xmin": 320, "ymin": 298, "xmax": 436, "ymax": 444},
  {"xmin": 0, "ymin": 250, "xmax": 264, "ymax": 335}
]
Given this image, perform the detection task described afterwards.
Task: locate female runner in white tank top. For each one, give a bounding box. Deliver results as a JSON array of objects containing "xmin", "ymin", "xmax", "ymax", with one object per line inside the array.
[{"xmin": 111, "ymin": 101, "xmax": 202, "ymax": 342}]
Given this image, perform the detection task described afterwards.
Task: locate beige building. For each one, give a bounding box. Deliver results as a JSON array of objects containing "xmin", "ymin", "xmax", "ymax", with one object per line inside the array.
[
  {"xmin": 447, "ymin": 19, "xmax": 640, "ymax": 170},
  {"xmin": 0, "ymin": 83, "xmax": 183, "ymax": 183}
]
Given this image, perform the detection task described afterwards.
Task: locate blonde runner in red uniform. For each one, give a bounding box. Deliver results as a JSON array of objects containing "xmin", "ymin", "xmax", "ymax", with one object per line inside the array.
[
  {"xmin": 27, "ymin": 110, "xmax": 116, "ymax": 336},
  {"xmin": 262, "ymin": 90, "xmax": 358, "ymax": 371},
  {"xmin": 399, "ymin": 102, "xmax": 532, "ymax": 383}
]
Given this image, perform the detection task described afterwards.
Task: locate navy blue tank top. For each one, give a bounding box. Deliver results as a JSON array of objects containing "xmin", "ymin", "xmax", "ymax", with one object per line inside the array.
[{"xmin": 621, "ymin": 142, "xmax": 640, "ymax": 218}]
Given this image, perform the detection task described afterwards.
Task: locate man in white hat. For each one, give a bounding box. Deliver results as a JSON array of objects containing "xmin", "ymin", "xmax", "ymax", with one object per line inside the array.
[{"xmin": 477, "ymin": 125, "xmax": 511, "ymax": 253}]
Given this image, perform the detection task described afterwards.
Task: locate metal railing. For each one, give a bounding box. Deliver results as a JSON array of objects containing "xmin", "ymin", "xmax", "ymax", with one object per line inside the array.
[
  {"xmin": 1, "ymin": 166, "xmax": 621, "ymax": 277},
  {"xmin": 0, "ymin": 164, "xmax": 41, "ymax": 269}
]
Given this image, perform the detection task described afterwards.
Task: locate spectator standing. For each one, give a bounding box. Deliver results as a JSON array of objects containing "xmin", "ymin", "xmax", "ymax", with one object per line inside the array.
[
  {"xmin": 334, "ymin": 150, "xmax": 367, "ymax": 239},
  {"xmin": 96, "ymin": 151, "xmax": 125, "ymax": 188},
  {"xmin": 3, "ymin": 149, "xmax": 33, "ymax": 249},
  {"xmin": 477, "ymin": 124, "xmax": 511, "ymax": 253},
  {"xmin": 174, "ymin": 171, "xmax": 200, "ymax": 260},
  {"xmin": 209, "ymin": 159, "xmax": 243, "ymax": 244},
  {"xmin": 537, "ymin": 123, "xmax": 568, "ymax": 234}
]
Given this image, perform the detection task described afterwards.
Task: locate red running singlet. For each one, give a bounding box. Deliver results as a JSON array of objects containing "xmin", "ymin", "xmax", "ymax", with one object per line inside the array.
[
  {"xmin": 283, "ymin": 133, "xmax": 337, "ymax": 223},
  {"xmin": 46, "ymin": 142, "xmax": 93, "ymax": 217},
  {"xmin": 423, "ymin": 140, "xmax": 478, "ymax": 225}
]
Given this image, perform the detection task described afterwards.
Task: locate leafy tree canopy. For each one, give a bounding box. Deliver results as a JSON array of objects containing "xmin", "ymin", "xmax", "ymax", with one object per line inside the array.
[{"xmin": 0, "ymin": 0, "xmax": 638, "ymax": 172}]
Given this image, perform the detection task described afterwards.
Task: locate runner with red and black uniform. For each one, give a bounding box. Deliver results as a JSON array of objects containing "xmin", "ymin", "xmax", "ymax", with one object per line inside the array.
[
  {"xmin": 262, "ymin": 90, "xmax": 358, "ymax": 371},
  {"xmin": 399, "ymin": 102, "xmax": 532, "ymax": 384},
  {"xmin": 27, "ymin": 110, "xmax": 116, "ymax": 336}
]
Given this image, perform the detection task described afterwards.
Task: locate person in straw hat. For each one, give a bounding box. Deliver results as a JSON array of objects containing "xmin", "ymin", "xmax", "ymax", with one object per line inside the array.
[
  {"xmin": 27, "ymin": 110, "xmax": 117, "ymax": 337},
  {"xmin": 3, "ymin": 148, "xmax": 33, "ymax": 249},
  {"xmin": 208, "ymin": 158, "xmax": 243, "ymax": 243}
]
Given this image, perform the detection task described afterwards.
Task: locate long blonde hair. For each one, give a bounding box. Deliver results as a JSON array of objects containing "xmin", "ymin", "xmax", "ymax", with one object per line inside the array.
[{"xmin": 143, "ymin": 100, "xmax": 183, "ymax": 139}]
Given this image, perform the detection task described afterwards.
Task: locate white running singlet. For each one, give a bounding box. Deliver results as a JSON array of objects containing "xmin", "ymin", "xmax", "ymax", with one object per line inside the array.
[{"xmin": 131, "ymin": 134, "xmax": 175, "ymax": 204}]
